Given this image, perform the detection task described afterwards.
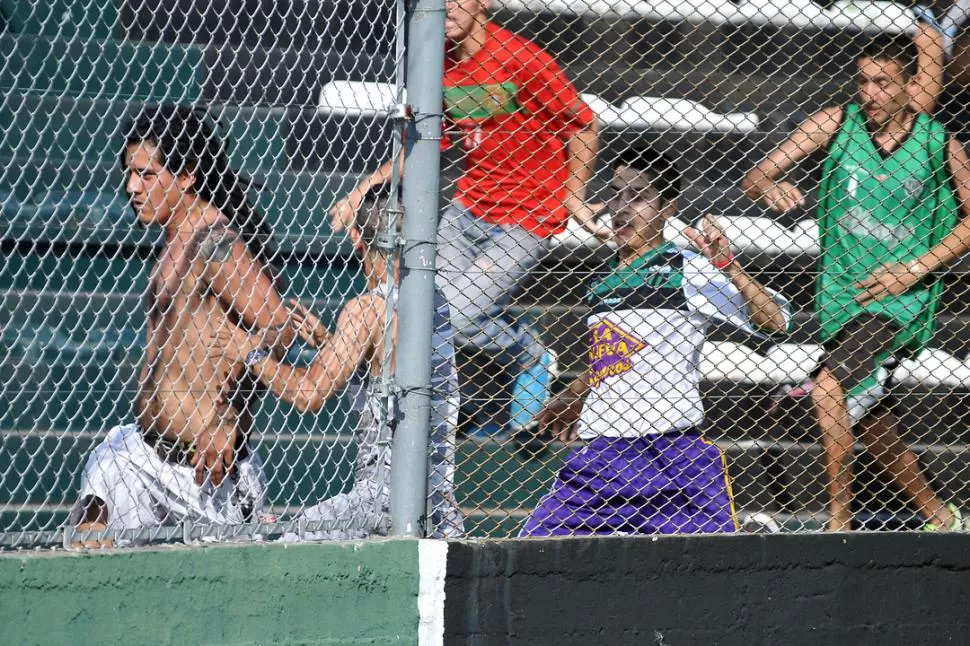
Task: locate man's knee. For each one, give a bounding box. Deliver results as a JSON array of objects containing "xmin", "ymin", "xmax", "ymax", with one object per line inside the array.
[{"xmin": 856, "ymin": 406, "xmax": 900, "ymax": 443}]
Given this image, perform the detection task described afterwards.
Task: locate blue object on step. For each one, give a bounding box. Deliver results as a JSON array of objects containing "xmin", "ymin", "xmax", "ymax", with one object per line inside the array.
[{"xmin": 509, "ymin": 349, "xmax": 557, "ymax": 432}]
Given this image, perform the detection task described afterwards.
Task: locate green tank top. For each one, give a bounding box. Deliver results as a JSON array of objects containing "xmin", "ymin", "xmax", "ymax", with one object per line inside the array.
[{"xmin": 816, "ymin": 103, "xmax": 957, "ymax": 352}]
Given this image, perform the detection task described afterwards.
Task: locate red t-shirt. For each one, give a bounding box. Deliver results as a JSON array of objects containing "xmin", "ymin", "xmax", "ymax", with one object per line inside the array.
[{"xmin": 442, "ymin": 23, "xmax": 595, "ymax": 238}]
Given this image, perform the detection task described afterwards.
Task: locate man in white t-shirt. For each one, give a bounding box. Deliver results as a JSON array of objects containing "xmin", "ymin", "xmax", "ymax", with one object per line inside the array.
[{"xmin": 521, "ymin": 147, "xmax": 791, "ymax": 536}]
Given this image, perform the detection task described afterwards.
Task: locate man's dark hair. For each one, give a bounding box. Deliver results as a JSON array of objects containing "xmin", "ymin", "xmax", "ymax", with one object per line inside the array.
[
  {"xmin": 355, "ymin": 183, "xmax": 403, "ymax": 250},
  {"xmin": 121, "ymin": 104, "xmax": 275, "ymax": 264},
  {"xmin": 616, "ymin": 146, "xmax": 681, "ymax": 206},
  {"xmin": 858, "ymin": 34, "xmax": 918, "ymax": 77}
]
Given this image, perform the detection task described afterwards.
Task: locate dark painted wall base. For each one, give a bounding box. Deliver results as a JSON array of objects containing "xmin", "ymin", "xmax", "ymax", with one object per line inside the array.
[{"xmin": 444, "ymin": 534, "xmax": 970, "ymax": 645}]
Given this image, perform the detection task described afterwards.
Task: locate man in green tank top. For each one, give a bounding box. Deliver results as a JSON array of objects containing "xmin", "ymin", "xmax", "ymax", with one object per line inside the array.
[{"xmin": 743, "ymin": 33, "xmax": 970, "ymax": 532}]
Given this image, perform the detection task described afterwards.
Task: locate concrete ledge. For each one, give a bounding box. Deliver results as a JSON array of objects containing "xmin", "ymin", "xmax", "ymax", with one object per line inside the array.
[
  {"xmin": 444, "ymin": 534, "xmax": 970, "ymax": 645},
  {"xmin": 0, "ymin": 539, "xmax": 420, "ymax": 646}
]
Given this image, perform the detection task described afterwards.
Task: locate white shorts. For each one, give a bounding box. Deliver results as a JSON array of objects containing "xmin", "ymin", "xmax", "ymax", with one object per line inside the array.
[
  {"xmin": 298, "ymin": 474, "xmax": 390, "ymax": 541},
  {"xmin": 72, "ymin": 424, "xmax": 266, "ymax": 533}
]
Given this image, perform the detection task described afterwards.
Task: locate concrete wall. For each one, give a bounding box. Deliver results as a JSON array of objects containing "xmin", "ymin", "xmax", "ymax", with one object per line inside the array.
[
  {"xmin": 6, "ymin": 534, "xmax": 970, "ymax": 645},
  {"xmin": 0, "ymin": 540, "xmax": 420, "ymax": 646},
  {"xmin": 444, "ymin": 534, "xmax": 970, "ymax": 645}
]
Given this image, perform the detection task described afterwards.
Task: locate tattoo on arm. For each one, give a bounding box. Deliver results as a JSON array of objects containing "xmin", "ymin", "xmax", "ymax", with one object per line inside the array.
[{"xmin": 196, "ymin": 226, "xmax": 239, "ymax": 263}]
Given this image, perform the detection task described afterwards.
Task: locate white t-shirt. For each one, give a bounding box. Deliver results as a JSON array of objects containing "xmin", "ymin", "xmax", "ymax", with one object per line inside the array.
[{"xmin": 579, "ymin": 243, "xmax": 791, "ymax": 439}]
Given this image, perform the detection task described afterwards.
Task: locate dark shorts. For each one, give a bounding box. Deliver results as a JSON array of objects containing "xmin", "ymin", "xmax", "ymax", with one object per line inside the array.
[
  {"xmin": 816, "ymin": 314, "xmax": 904, "ymax": 397},
  {"xmin": 519, "ymin": 432, "xmax": 738, "ymax": 537}
]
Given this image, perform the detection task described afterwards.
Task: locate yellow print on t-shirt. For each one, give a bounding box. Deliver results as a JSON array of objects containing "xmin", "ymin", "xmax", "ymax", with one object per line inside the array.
[{"xmin": 588, "ymin": 319, "xmax": 647, "ymax": 387}]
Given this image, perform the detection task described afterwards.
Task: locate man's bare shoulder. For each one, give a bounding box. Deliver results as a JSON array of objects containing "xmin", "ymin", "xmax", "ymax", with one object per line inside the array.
[{"xmin": 192, "ymin": 219, "xmax": 240, "ymax": 263}]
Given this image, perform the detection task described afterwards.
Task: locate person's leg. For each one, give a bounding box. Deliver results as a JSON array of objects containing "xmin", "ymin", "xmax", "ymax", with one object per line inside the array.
[
  {"xmin": 71, "ymin": 424, "xmax": 178, "ymax": 546},
  {"xmin": 427, "ymin": 392, "xmax": 465, "ymax": 539},
  {"xmin": 812, "ymin": 367, "xmax": 855, "ymax": 531},
  {"xmin": 666, "ymin": 434, "xmax": 738, "ymax": 534},
  {"xmin": 199, "ymin": 447, "xmax": 268, "ymax": 525},
  {"xmin": 299, "ymin": 472, "xmax": 389, "ymax": 540},
  {"xmin": 436, "ymin": 203, "xmax": 552, "ymax": 432},
  {"xmin": 812, "ymin": 315, "xmax": 909, "ymax": 531},
  {"xmin": 519, "ymin": 438, "xmax": 620, "ymax": 537},
  {"xmin": 436, "ymin": 204, "xmax": 547, "ymax": 362},
  {"xmin": 856, "ymin": 407, "xmax": 956, "ymax": 528}
]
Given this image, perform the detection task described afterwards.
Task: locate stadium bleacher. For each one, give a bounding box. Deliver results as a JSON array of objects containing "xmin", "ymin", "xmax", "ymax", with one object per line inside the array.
[{"xmin": 2, "ymin": 0, "xmax": 969, "ymax": 539}]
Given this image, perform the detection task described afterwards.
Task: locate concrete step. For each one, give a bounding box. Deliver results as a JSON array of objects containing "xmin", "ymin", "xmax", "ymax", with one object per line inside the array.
[
  {"xmin": 298, "ymin": 107, "xmax": 802, "ymax": 187},
  {"xmin": 0, "ymin": 0, "xmax": 118, "ymax": 40},
  {"xmin": 456, "ymin": 343, "xmax": 970, "ymax": 448},
  {"xmin": 492, "ymin": 7, "xmax": 886, "ymax": 83},
  {"xmin": 0, "ymin": 248, "xmax": 362, "ymax": 313},
  {"xmin": 454, "ymin": 435, "xmax": 970, "ymax": 537},
  {"xmin": 512, "ymin": 303, "xmax": 970, "ymax": 372},
  {"xmin": 201, "ymin": 42, "xmax": 394, "ymax": 107},
  {"xmin": 118, "ymin": 1, "xmax": 870, "ymax": 95},
  {"xmin": 119, "ymin": 0, "xmax": 395, "ymax": 55},
  {"xmin": 0, "ymin": 33, "xmax": 202, "ymax": 101},
  {"xmin": 517, "ymin": 243, "xmax": 970, "ymax": 317},
  {"xmin": 0, "ymin": 93, "xmax": 297, "ymax": 174},
  {"xmin": 0, "ymin": 157, "xmax": 359, "ymax": 257},
  {"xmin": 2, "ymin": 430, "xmax": 964, "ymax": 537}
]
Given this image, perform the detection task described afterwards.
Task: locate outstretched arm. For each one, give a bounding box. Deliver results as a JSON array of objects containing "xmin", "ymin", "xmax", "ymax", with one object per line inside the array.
[
  {"xmin": 910, "ymin": 21, "xmax": 946, "ymax": 115},
  {"xmin": 741, "ymin": 106, "xmax": 842, "ymax": 213},
  {"xmin": 201, "ymin": 227, "xmax": 294, "ymax": 351},
  {"xmin": 212, "ymin": 295, "xmax": 386, "ymax": 413},
  {"xmin": 686, "ymin": 215, "xmax": 790, "ymax": 334},
  {"xmin": 564, "ymin": 120, "xmax": 611, "ymax": 238},
  {"xmin": 193, "ymin": 226, "xmax": 294, "ymax": 485}
]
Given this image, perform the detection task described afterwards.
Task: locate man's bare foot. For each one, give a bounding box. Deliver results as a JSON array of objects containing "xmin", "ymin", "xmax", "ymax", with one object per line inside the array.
[{"xmin": 72, "ymin": 522, "xmax": 113, "ymax": 549}]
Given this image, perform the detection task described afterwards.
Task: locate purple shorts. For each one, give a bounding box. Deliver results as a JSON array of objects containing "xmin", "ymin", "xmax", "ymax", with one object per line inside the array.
[{"xmin": 519, "ymin": 433, "xmax": 738, "ymax": 537}]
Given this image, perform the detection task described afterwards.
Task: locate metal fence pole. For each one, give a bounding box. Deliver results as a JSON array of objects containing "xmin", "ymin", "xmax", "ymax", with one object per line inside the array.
[{"xmin": 389, "ymin": 0, "xmax": 446, "ymax": 537}]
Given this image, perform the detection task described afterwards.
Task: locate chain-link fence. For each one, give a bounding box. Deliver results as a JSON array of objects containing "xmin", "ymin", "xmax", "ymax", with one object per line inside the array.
[
  {"xmin": 0, "ymin": 0, "xmax": 414, "ymax": 548},
  {"xmin": 4, "ymin": 0, "xmax": 970, "ymax": 550},
  {"xmin": 442, "ymin": 0, "xmax": 970, "ymax": 537}
]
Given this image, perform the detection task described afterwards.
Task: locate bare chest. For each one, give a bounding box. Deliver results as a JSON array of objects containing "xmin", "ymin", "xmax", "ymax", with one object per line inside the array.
[{"xmin": 146, "ymin": 244, "xmax": 205, "ymax": 325}]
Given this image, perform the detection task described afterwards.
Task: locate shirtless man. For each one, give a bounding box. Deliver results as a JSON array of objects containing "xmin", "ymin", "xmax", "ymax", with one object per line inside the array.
[{"xmin": 70, "ymin": 105, "xmax": 293, "ymax": 543}]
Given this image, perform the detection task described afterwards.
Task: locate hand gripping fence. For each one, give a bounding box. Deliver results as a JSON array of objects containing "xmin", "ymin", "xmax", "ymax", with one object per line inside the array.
[{"xmin": 4, "ymin": 0, "xmax": 970, "ymax": 550}]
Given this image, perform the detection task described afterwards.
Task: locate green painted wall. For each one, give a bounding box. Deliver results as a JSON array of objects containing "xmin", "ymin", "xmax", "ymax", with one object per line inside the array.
[{"xmin": 0, "ymin": 540, "xmax": 419, "ymax": 645}]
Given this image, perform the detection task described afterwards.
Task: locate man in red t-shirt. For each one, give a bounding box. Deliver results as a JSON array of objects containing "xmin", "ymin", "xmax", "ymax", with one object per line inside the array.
[{"xmin": 331, "ymin": 0, "xmax": 604, "ymax": 435}]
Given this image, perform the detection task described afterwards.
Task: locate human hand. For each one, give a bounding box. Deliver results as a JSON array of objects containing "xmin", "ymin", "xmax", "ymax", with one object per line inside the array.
[
  {"xmin": 329, "ymin": 188, "xmax": 365, "ymax": 233},
  {"xmin": 855, "ymin": 261, "xmax": 928, "ymax": 306},
  {"xmin": 760, "ymin": 180, "xmax": 805, "ymax": 213},
  {"xmin": 191, "ymin": 425, "xmax": 237, "ymax": 487},
  {"xmin": 685, "ymin": 214, "xmax": 734, "ymax": 268},
  {"xmin": 288, "ymin": 298, "xmax": 331, "ymax": 348},
  {"xmin": 209, "ymin": 325, "xmax": 261, "ymax": 365},
  {"xmin": 536, "ymin": 390, "xmax": 584, "ymax": 443},
  {"xmin": 567, "ymin": 200, "xmax": 613, "ymax": 240}
]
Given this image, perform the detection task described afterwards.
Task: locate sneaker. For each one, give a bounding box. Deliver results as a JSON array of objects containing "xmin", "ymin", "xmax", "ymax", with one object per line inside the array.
[
  {"xmin": 509, "ymin": 348, "xmax": 559, "ymax": 432},
  {"xmin": 921, "ymin": 503, "xmax": 967, "ymax": 532},
  {"xmin": 741, "ymin": 512, "xmax": 782, "ymax": 534}
]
